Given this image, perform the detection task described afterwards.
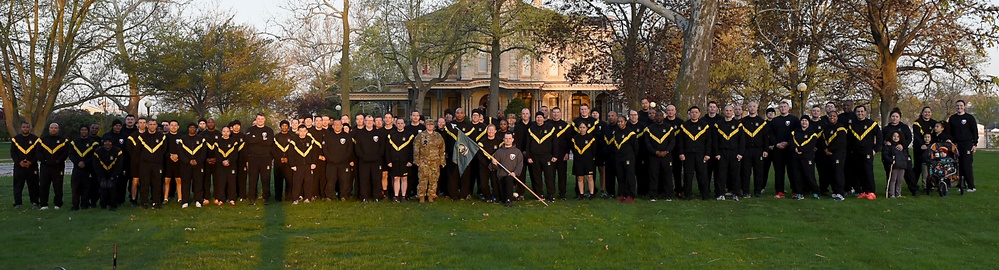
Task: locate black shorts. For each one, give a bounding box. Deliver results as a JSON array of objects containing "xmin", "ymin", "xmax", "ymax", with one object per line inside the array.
[
  {"xmin": 389, "ymin": 162, "xmax": 410, "ymax": 177},
  {"xmin": 164, "ymin": 161, "xmax": 182, "ymax": 178},
  {"xmin": 573, "ymin": 157, "xmax": 595, "ymax": 176}
]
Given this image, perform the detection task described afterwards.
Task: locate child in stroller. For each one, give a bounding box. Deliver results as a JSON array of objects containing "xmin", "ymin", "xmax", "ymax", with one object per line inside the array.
[{"xmin": 923, "ymin": 133, "xmax": 962, "ymax": 196}]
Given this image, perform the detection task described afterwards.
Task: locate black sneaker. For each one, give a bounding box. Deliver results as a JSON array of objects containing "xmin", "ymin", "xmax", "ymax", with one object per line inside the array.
[
  {"xmin": 263, "ymin": 200, "xmax": 270, "ymax": 205},
  {"xmin": 576, "ymin": 194, "xmax": 584, "ymax": 200}
]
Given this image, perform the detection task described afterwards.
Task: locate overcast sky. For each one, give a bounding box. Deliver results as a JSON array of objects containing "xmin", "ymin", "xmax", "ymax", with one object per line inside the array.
[{"xmin": 210, "ymin": 0, "xmax": 999, "ymax": 78}]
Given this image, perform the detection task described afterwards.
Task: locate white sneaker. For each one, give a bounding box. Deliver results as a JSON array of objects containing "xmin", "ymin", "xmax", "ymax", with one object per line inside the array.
[
  {"xmin": 181, "ymin": 203, "xmax": 189, "ymax": 208},
  {"xmin": 53, "ymin": 206, "xmax": 60, "ymax": 210},
  {"xmin": 40, "ymin": 206, "xmax": 49, "ymax": 210},
  {"xmin": 968, "ymin": 188, "xmax": 977, "ymax": 192},
  {"xmin": 716, "ymin": 196, "xmax": 726, "ymax": 201},
  {"xmin": 195, "ymin": 201, "xmax": 202, "ymax": 208}
]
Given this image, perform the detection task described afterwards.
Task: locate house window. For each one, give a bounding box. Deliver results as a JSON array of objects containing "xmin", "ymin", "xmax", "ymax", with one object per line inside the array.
[
  {"xmin": 478, "ymin": 53, "xmax": 489, "ymax": 73},
  {"xmin": 521, "ymin": 57, "xmax": 532, "ymax": 78}
]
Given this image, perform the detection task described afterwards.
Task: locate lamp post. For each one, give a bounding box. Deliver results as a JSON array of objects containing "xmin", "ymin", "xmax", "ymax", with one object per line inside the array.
[
  {"xmin": 796, "ymin": 82, "xmax": 807, "ymax": 116},
  {"xmin": 334, "ymin": 104, "xmax": 342, "ymax": 116},
  {"xmin": 144, "ymin": 101, "xmax": 152, "ymax": 117}
]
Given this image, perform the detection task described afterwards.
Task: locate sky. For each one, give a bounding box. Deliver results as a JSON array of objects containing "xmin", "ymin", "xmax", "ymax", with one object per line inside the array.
[{"xmin": 211, "ymin": 0, "xmax": 999, "ymax": 78}]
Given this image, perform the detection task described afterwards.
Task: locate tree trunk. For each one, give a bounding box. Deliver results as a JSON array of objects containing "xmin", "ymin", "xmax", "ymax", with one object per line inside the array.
[
  {"xmin": 672, "ymin": 0, "xmax": 717, "ymax": 112},
  {"xmin": 622, "ymin": 4, "xmax": 642, "ymax": 110},
  {"xmin": 487, "ymin": 2, "xmax": 502, "ymax": 113},
  {"xmin": 877, "ymin": 56, "xmax": 899, "ymax": 124},
  {"xmin": 340, "ymin": 0, "xmax": 352, "ymax": 117}
]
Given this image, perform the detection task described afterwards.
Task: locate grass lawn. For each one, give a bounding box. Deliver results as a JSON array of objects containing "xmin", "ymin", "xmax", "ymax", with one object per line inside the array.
[{"xmin": 1, "ymin": 153, "xmax": 997, "ymax": 269}]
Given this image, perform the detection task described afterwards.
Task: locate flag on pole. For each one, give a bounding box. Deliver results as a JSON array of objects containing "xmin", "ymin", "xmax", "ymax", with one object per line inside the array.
[{"xmin": 452, "ymin": 125, "xmax": 480, "ymax": 176}]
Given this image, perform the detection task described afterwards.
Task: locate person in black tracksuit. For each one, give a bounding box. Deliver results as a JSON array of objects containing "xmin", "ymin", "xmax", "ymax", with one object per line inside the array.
[
  {"xmin": 308, "ymin": 120, "xmax": 326, "ymax": 200},
  {"xmin": 214, "ymin": 126, "xmax": 240, "ymax": 205},
  {"xmin": 664, "ymin": 106, "xmax": 685, "ymax": 197},
  {"xmin": 613, "ymin": 117, "xmax": 639, "ymax": 202},
  {"xmin": 770, "ymin": 101, "xmax": 799, "ymax": 198},
  {"xmin": 69, "ymin": 125, "xmax": 98, "ymax": 210},
  {"xmin": 713, "ymin": 106, "xmax": 744, "ymax": 201},
  {"xmin": 625, "ymin": 110, "xmax": 648, "ymax": 197},
  {"xmin": 882, "ymin": 109, "xmax": 917, "ymax": 196},
  {"xmin": 822, "ymin": 112, "xmax": 849, "ymax": 200},
  {"xmin": 740, "ymin": 102, "xmax": 769, "ymax": 197},
  {"xmin": 11, "ymin": 122, "xmax": 40, "ymax": 209},
  {"xmin": 526, "ymin": 112, "xmax": 557, "ymax": 202},
  {"xmin": 477, "ymin": 125, "xmax": 504, "ymax": 202},
  {"xmin": 644, "ymin": 110, "xmax": 675, "ymax": 201},
  {"xmin": 354, "ymin": 116, "xmax": 386, "ymax": 202},
  {"xmin": 244, "ymin": 114, "xmax": 275, "ymax": 205},
  {"xmin": 572, "ymin": 105, "xmax": 599, "ymax": 196},
  {"xmin": 290, "ymin": 125, "xmax": 320, "ymax": 203},
  {"xmin": 439, "ymin": 117, "xmax": 459, "ymax": 199},
  {"xmin": 272, "ymin": 121, "xmax": 294, "ymax": 201},
  {"xmin": 229, "ymin": 121, "xmax": 247, "ymax": 202},
  {"xmin": 200, "ymin": 119, "xmax": 222, "ymax": 204},
  {"xmin": 912, "ymin": 107, "xmax": 936, "ymax": 190},
  {"xmin": 324, "ymin": 121, "xmax": 355, "ymax": 200},
  {"xmin": 792, "ymin": 118, "xmax": 820, "ymax": 199},
  {"xmin": 600, "ymin": 112, "xmax": 620, "ymax": 198},
  {"xmin": 138, "ymin": 120, "xmax": 167, "ymax": 208},
  {"xmin": 679, "ymin": 107, "xmax": 713, "ymax": 200},
  {"xmin": 571, "ymin": 122, "xmax": 597, "ymax": 199},
  {"xmin": 512, "ymin": 109, "xmax": 533, "ymax": 199},
  {"xmin": 386, "ymin": 120, "xmax": 415, "ymax": 201},
  {"xmin": 93, "ymin": 139, "xmax": 122, "ymax": 211},
  {"xmin": 179, "ymin": 123, "xmax": 207, "ymax": 207},
  {"xmin": 701, "ymin": 103, "xmax": 721, "ymax": 197},
  {"xmin": 948, "ymin": 100, "xmax": 978, "ymax": 191},
  {"xmin": 102, "ymin": 120, "xmax": 130, "ymax": 207},
  {"xmin": 549, "ymin": 108, "xmax": 572, "ymax": 200},
  {"xmin": 126, "ymin": 119, "xmax": 146, "ymax": 205},
  {"xmin": 848, "ymin": 106, "xmax": 882, "ymax": 199},
  {"xmin": 37, "ymin": 123, "xmax": 69, "ymax": 209}
]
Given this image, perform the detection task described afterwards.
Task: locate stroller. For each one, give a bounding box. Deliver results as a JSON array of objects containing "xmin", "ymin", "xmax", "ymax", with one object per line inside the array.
[{"xmin": 923, "ymin": 141, "xmax": 965, "ymax": 196}]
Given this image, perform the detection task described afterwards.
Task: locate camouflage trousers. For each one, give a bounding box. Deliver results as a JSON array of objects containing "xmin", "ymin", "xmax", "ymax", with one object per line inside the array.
[{"xmin": 417, "ymin": 166, "xmax": 441, "ymax": 197}]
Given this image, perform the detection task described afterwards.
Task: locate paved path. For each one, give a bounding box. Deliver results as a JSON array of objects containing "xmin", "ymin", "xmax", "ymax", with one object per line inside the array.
[{"xmin": 0, "ymin": 161, "xmax": 73, "ymax": 177}]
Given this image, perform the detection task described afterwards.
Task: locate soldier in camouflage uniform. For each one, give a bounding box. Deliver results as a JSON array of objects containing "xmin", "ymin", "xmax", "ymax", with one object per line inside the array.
[{"xmin": 414, "ymin": 121, "xmax": 446, "ymax": 203}]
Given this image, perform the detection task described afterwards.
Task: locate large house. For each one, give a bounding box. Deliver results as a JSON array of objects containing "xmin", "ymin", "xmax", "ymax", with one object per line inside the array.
[{"xmin": 353, "ymin": 1, "xmax": 620, "ymax": 120}]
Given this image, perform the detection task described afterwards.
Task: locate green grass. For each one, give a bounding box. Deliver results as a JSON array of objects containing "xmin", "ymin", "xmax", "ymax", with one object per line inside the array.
[{"xmin": 1, "ymin": 153, "xmax": 997, "ymax": 269}]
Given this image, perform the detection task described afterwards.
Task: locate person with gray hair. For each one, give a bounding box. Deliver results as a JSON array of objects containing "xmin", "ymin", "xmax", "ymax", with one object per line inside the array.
[{"xmin": 38, "ymin": 123, "xmax": 68, "ymax": 210}]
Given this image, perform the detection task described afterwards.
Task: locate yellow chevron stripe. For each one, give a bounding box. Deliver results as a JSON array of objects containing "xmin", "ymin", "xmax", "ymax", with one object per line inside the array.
[
  {"xmin": 39, "ymin": 140, "xmax": 67, "ymax": 154},
  {"xmin": 615, "ymin": 131, "xmax": 636, "ymax": 149},
  {"xmin": 98, "ymin": 151, "xmax": 121, "ymax": 171},
  {"xmin": 555, "ymin": 123, "xmax": 571, "ymax": 138},
  {"xmin": 851, "ymin": 122, "xmax": 879, "ymax": 141},
  {"xmin": 274, "ymin": 140, "xmax": 290, "ymax": 153},
  {"xmin": 138, "ymin": 135, "xmax": 165, "ymax": 153},
  {"xmin": 218, "ymin": 145, "xmax": 237, "ymax": 158},
  {"xmin": 389, "ymin": 134, "xmax": 414, "ymax": 151},
  {"xmin": 529, "ymin": 127, "xmax": 555, "ymax": 144},
  {"xmin": 572, "ymin": 137, "xmax": 595, "ymax": 154},
  {"xmin": 647, "ymin": 127, "xmax": 674, "ymax": 144},
  {"xmin": 70, "ymin": 141, "xmax": 97, "ymax": 157},
  {"xmin": 793, "ymin": 131, "xmax": 819, "ymax": 147},
  {"xmin": 290, "ymin": 140, "xmax": 314, "ymax": 157},
  {"xmin": 742, "ymin": 121, "xmax": 767, "ymax": 138},
  {"xmin": 603, "ymin": 135, "xmax": 615, "ymax": 145},
  {"xmin": 681, "ymin": 125, "xmax": 709, "ymax": 141},
  {"xmin": 181, "ymin": 138, "xmax": 205, "ymax": 156},
  {"xmin": 12, "ymin": 138, "xmax": 38, "ymax": 154},
  {"xmin": 716, "ymin": 123, "xmax": 743, "ymax": 140},
  {"xmin": 825, "ymin": 127, "xmax": 847, "ymax": 145}
]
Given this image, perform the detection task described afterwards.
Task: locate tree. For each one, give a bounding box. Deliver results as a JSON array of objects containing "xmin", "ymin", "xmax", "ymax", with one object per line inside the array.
[
  {"xmin": 827, "ymin": 0, "xmax": 999, "ymax": 123},
  {"xmin": 102, "ymin": 0, "xmax": 172, "ymax": 115},
  {"xmin": 547, "ymin": 1, "xmax": 681, "ymax": 108},
  {"xmin": 750, "ymin": 0, "xmax": 841, "ymax": 114},
  {"xmin": 362, "ymin": 0, "xmax": 474, "ymax": 113},
  {"xmin": 0, "ymin": 0, "xmax": 114, "ymax": 136},
  {"xmin": 465, "ymin": 0, "xmax": 562, "ymax": 113},
  {"xmin": 605, "ymin": 0, "xmax": 719, "ymax": 111},
  {"xmin": 290, "ymin": 0, "xmax": 354, "ymax": 117},
  {"xmin": 138, "ymin": 18, "xmax": 291, "ymax": 118}
]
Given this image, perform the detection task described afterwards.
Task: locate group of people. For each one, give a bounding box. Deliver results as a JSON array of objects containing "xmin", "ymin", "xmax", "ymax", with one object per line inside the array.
[{"xmin": 8, "ymin": 98, "xmax": 979, "ymax": 210}]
